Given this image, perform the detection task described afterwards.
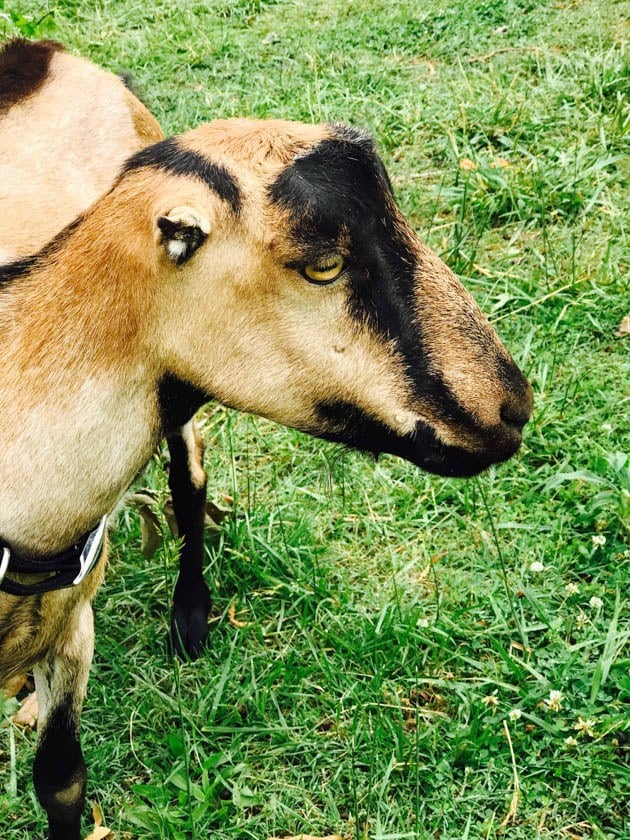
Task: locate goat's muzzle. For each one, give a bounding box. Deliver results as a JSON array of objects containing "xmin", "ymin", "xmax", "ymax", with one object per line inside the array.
[
  {"xmin": 402, "ymin": 372, "xmax": 533, "ymax": 477},
  {"xmin": 315, "ymin": 368, "xmax": 533, "ymax": 478}
]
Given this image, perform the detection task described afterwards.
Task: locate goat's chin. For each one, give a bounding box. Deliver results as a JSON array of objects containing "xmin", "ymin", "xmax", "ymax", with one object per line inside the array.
[
  {"xmin": 311, "ymin": 404, "xmax": 521, "ymax": 478},
  {"xmin": 378, "ymin": 433, "xmax": 498, "ymax": 478}
]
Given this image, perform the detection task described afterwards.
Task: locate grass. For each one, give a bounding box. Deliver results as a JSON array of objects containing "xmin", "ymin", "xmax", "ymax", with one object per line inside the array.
[{"xmin": 1, "ymin": 0, "xmax": 628, "ymax": 838}]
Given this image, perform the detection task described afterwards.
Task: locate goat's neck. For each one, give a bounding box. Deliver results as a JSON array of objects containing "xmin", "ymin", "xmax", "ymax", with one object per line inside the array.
[{"xmin": 0, "ymin": 220, "xmax": 162, "ymax": 556}]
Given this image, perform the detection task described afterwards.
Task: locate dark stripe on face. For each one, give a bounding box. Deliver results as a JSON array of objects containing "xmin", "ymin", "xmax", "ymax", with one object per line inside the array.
[
  {"xmin": 0, "ymin": 38, "xmax": 64, "ymax": 113},
  {"xmin": 268, "ymin": 134, "xmax": 393, "ymax": 245},
  {"xmin": 313, "ymin": 400, "xmax": 498, "ymax": 478},
  {"xmin": 0, "ymin": 254, "xmax": 37, "ymax": 284},
  {"xmin": 268, "ymin": 132, "xmax": 444, "ymax": 405},
  {"xmin": 0, "ymin": 215, "xmax": 84, "ymax": 288},
  {"xmin": 268, "ymin": 127, "xmax": 502, "ymax": 437},
  {"xmin": 123, "ymin": 137, "xmax": 242, "ymax": 214}
]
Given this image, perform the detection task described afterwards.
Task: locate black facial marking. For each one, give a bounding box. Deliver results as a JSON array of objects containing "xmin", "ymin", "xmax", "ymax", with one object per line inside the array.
[
  {"xmin": 270, "ymin": 127, "xmax": 530, "ymax": 470},
  {"xmin": 269, "ymin": 135, "xmax": 394, "ymax": 245},
  {"xmin": 0, "ymin": 253, "xmax": 37, "ymax": 283},
  {"xmin": 269, "ymin": 133, "xmax": 425, "ymax": 388},
  {"xmin": 0, "ymin": 214, "xmax": 84, "ymax": 288},
  {"xmin": 269, "ymin": 132, "xmax": 449, "ymax": 416},
  {"xmin": 123, "ymin": 137, "xmax": 241, "ymax": 214},
  {"xmin": 157, "ymin": 373, "xmax": 213, "ymax": 435},
  {"xmin": 0, "ymin": 38, "xmax": 64, "ymax": 113},
  {"xmin": 314, "ymin": 401, "xmax": 502, "ymax": 478}
]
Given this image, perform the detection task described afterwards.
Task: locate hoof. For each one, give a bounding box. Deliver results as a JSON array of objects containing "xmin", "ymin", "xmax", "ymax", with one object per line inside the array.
[{"xmin": 170, "ymin": 585, "xmax": 212, "ymax": 660}]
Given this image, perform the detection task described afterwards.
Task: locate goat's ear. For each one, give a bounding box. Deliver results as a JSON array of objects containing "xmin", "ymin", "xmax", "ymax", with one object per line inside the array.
[{"xmin": 157, "ymin": 205, "xmax": 211, "ymax": 265}]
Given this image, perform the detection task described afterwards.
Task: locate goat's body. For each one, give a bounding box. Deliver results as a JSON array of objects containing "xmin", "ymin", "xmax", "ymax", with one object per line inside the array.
[
  {"xmin": 0, "ymin": 284, "xmax": 160, "ymax": 554},
  {"xmin": 0, "ymin": 40, "xmax": 532, "ymax": 840},
  {"xmin": 0, "ymin": 36, "xmax": 163, "ymax": 611},
  {"xmin": 0, "ymin": 40, "xmax": 168, "ymax": 839}
]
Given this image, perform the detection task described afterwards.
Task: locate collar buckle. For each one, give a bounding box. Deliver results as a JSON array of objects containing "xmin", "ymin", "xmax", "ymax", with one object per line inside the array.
[
  {"xmin": 73, "ymin": 516, "xmax": 108, "ymax": 585},
  {"xmin": 0, "ymin": 547, "xmax": 10, "ymax": 586}
]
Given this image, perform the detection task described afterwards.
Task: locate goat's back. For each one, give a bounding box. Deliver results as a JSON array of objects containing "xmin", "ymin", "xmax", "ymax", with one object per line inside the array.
[{"xmin": 0, "ymin": 39, "xmax": 163, "ymax": 260}]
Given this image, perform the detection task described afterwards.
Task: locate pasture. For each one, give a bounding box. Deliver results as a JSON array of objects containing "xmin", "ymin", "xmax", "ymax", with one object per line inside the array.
[{"xmin": 1, "ymin": 0, "xmax": 628, "ymax": 838}]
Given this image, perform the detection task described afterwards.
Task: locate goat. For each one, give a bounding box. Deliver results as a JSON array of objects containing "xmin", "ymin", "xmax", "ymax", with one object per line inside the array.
[
  {"xmin": 0, "ymin": 48, "xmax": 532, "ymax": 840},
  {"xmin": 0, "ymin": 38, "xmax": 213, "ymax": 661}
]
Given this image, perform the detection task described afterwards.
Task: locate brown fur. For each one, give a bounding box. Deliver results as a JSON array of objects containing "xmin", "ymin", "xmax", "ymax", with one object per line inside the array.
[
  {"xmin": 0, "ymin": 40, "xmax": 165, "ymax": 682},
  {"xmin": 0, "ymin": 42, "xmax": 166, "ymax": 837}
]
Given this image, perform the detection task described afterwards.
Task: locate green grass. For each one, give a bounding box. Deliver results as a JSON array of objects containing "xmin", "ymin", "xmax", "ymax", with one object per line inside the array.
[{"xmin": 1, "ymin": 1, "xmax": 628, "ymax": 838}]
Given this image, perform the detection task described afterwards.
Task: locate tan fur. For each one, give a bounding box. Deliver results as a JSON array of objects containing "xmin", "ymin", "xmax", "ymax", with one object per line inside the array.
[
  {"xmin": 0, "ymin": 48, "xmax": 162, "ymax": 259},
  {"xmin": 182, "ymin": 419, "xmax": 207, "ymax": 491}
]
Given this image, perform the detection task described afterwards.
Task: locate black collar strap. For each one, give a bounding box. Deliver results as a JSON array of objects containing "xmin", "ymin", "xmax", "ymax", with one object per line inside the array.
[{"xmin": 0, "ymin": 516, "xmax": 107, "ymax": 596}]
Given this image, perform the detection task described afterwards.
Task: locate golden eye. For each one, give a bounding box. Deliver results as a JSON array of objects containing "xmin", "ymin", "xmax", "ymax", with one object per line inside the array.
[{"xmin": 303, "ymin": 256, "xmax": 345, "ymax": 284}]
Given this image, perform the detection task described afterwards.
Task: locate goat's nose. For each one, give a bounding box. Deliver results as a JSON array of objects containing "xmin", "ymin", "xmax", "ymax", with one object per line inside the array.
[{"xmin": 500, "ymin": 383, "xmax": 533, "ymax": 432}]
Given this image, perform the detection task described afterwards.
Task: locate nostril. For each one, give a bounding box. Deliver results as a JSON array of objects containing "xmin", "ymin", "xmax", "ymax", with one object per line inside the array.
[{"xmin": 500, "ymin": 400, "xmax": 531, "ymax": 432}]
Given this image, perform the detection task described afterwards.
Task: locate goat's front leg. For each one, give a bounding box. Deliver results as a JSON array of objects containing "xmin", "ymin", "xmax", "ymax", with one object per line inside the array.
[
  {"xmin": 33, "ymin": 601, "xmax": 94, "ymax": 840},
  {"xmin": 167, "ymin": 418, "xmax": 211, "ymax": 659}
]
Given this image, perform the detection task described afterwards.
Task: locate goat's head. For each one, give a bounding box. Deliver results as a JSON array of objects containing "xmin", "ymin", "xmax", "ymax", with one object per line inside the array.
[{"xmin": 120, "ymin": 119, "xmax": 532, "ymax": 477}]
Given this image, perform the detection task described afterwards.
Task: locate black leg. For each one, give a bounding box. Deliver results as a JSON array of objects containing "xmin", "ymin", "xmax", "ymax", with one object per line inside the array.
[
  {"xmin": 32, "ymin": 602, "xmax": 93, "ymax": 840},
  {"xmin": 167, "ymin": 419, "xmax": 211, "ymax": 659}
]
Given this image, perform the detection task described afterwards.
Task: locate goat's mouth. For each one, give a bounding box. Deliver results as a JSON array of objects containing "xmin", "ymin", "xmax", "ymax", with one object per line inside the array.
[
  {"xmin": 312, "ymin": 402, "xmax": 523, "ymax": 478},
  {"xmin": 377, "ymin": 421, "xmax": 521, "ymax": 477}
]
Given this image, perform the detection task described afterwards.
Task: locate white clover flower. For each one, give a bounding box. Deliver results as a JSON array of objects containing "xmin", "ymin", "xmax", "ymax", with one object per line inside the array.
[
  {"xmin": 564, "ymin": 736, "xmax": 578, "ymax": 747},
  {"xmin": 565, "ymin": 582, "xmax": 580, "ymax": 596},
  {"xmin": 600, "ymin": 423, "xmax": 612, "ymax": 432},
  {"xmin": 576, "ymin": 611, "xmax": 589, "ymax": 629},
  {"xmin": 529, "ymin": 560, "xmax": 545, "ymax": 573},
  {"xmin": 592, "ymin": 534, "xmax": 606, "ymax": 547},
  {"xmin": 417, "ymin": 617, "xmax": 430, "ymax": 628},
  {"xmin": 589, "ymin": 596, "xmax": 603, "ymax": 610},
  {"xmin": 574, "ymin": 717, "xmax": 596, "ymax": 738},
  {"xmin": 508, "ymin": 708, "xmax": 522, "ymax": 722},
  {"xmin": 544, "ymin": 690, "xmax": 563, "ymax": 712},
  {"xmin": 482, "ymin": 693, "xmax": 499, "ymax": 708}
]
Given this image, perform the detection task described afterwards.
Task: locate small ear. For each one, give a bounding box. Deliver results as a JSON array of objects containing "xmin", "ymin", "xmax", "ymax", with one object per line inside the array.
[{"xmin": 157, "ymin": 205, "xmax": 211, "ymax": 265}]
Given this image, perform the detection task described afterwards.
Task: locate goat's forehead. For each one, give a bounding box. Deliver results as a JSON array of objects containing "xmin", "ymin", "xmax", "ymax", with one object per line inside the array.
[
  {"xmin": 124, "ymin": 120, "xmax": 391, "ymax": 235},
  {"xmin": 182, "ymin": 119, "xmax": 329, "ymax": 165},
  {"xmin": 266, "ymin": 137, "xmax": 394, "ymax": 244},
  {"xmin": 180, "ymin": 119, "xmax": 382, "ymax": 184}
]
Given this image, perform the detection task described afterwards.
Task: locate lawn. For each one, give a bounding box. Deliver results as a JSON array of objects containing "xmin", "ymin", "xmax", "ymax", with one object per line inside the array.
[{"xmin": 0, "ymin": 1, "xmax": 628, "ymax": 838}]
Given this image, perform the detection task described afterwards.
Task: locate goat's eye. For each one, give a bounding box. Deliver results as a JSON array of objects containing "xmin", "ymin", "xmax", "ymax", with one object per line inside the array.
[{"xmin": 303, "ymin": 256, "xmax": 345, "ymax": 284}]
